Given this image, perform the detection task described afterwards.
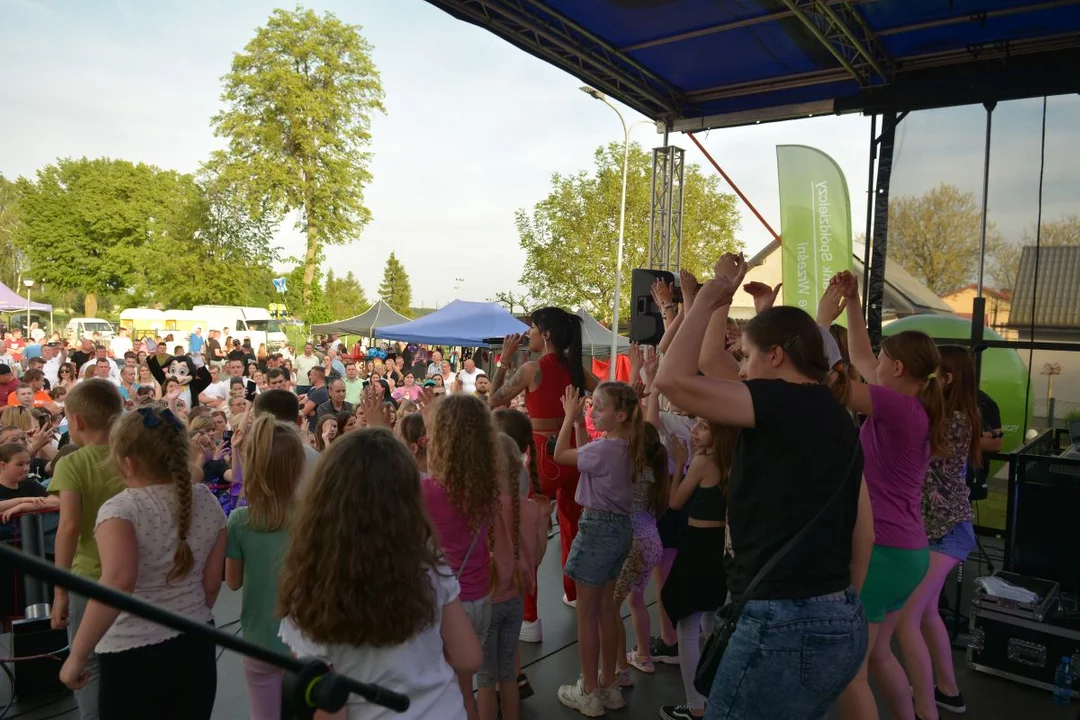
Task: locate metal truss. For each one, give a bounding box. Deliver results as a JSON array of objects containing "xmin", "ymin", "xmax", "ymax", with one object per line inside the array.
[
  {"xmin": 649, "ymin": 146, "xmax": 685, "ymax": 272},
  {"xmin": 779, "ymin": 0, "xmax": 893, "ymax": 86},
  {"xmin": 423, "ymin": 0, "xmax": 684, "ymax": 120}
]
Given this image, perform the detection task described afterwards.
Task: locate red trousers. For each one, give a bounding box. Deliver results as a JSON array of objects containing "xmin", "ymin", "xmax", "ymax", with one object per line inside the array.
[{"xmin": 524, "ymin": 432, "xmax": 582, "ymax": 623}]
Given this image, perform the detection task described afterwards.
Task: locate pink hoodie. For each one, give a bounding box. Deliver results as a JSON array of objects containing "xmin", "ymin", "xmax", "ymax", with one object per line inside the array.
[{"xmin": 489, "ymin": 493, "xmax": 549, "ymax": 603}]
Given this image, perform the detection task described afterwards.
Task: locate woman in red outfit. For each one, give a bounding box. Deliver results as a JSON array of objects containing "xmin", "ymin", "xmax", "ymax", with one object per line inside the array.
[{"xmin": 490, "ymin": 307, "xmax": 597, "ymax": 642}]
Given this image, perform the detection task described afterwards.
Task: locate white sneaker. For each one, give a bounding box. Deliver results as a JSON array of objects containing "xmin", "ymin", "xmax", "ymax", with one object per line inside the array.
[
  {"xmin": 558, "ymin": 676, "xmax": 605, "ymax": 717},
  {"xmin": 519, "ymin": 618, "xmax": 543, "ymax": 643},
  {"xmin": 562, "ymin": 593, "xmax": 578, "ymax": 609},
  {"xmin": 600, "ymin": 682, "xmax": 625, "ymax": 710}
]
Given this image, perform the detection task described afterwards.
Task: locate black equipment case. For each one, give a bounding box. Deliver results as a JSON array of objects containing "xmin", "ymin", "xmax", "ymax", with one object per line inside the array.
[{"xmin": 968, "ymin": 573, "xmax": 1080, "ymax": 697}]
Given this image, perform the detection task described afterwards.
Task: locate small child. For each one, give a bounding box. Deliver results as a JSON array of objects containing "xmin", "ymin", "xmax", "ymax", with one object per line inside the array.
[
  {"xmin": 477, "ymin": 435, "xmax": 551, "ymax": 720},
  {"xmin": 554, "ymin": 382, "xmax": 640, "ymax": 716},
  {"xmin": 614, "ymin": 422, "xmax": 670, "ymax": 682},
  {"xmin": 59, "ymin": 406, "xmax": 227, "ymax": 718},
  {"xmin": 278, "ymin": 428, "xmax": 481, "ymax": 719},
  {"xmin": 425, "ymin": 394, "xmax": 502, "ymax": 720},
  {"xmin": 397, "ymin": 412, "xmax": 429, "ymax": 474},
  {"xmin": 47, "ymin": 379, "xmax": 125, "ymax": 720},
  {"xmin": 226, "ymin": 414, "xmax": 304, "ymax": 720},
  {"xmin": 0, "ymin": 442, "xmax": 58, "ymax": 523}
]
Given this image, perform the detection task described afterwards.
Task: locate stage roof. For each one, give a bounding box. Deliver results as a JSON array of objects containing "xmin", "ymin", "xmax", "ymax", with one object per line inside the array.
[{"xmin": 424, "ymin": 0, "xmax": 1080, "ymax": 130}]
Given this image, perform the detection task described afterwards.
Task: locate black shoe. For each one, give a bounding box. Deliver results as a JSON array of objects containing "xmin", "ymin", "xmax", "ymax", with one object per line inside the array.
[
  {"xmin": 650, "ymin": 636, "xmax": 680, "ymax": 665},
  {"xmin": 935, "ymin": 686, "xmax": 967, "ymax": 714},
  {"xmin": 517, "ymin": 673, "xmax": 534, "ymax": 700},
  {"xmin": 660, "ymin": 705, "xmax": 698, "ymax": 720}
]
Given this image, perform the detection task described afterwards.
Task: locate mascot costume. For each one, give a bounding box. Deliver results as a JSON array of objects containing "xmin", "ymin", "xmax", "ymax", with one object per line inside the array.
[{"xmin": 148, "ymin": 350, "xmax": 212, "ymax": 410}]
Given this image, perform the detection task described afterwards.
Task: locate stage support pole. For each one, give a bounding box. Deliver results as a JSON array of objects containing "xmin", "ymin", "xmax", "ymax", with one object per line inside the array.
[
  {"xmin": 972, "ymin": 102, "xmax": 995, "ymax": 386},
  {"xmin": 866, "ymin": 111, "xmax": 898, "ymax": 348},
  {"xmin": 861, "ymin": 114, "xmax": 876, "ymax": 320}
]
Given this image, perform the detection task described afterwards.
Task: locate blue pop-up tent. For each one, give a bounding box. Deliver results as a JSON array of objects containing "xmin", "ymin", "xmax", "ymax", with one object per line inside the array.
[{"xmin": 374, "ymin": 300, "xmax": 528, "ymax": 348}]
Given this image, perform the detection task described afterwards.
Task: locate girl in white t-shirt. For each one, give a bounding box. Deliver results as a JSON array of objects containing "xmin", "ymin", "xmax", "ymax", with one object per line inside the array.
[
  {"xmin": 59, "ymin": 406, "xmax": 227, "ymax": 719},
  {"xmin": 277, "ymin": 428, "xmax": 481, "ymax": 719}
]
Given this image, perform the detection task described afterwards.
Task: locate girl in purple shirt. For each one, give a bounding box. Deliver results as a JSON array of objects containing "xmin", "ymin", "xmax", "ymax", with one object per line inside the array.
[
  {"xmin": 552, "ymin": 382, "xmax": 640, "ymax": 717},
  {"xmin": 824, "ymin": 272, "xmax": 949, "ymax": 720}
]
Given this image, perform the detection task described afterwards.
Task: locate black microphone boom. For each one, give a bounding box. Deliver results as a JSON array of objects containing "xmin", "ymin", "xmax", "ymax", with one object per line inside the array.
[{"xmin": 0, "ymin": 542, "xmax": 409, "ymax": 718}]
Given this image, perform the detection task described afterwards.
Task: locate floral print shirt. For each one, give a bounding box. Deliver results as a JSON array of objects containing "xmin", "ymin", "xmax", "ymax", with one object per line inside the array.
[{"xmin": 922, "ymin": 411, "xmax": 973, "ymax": 541}]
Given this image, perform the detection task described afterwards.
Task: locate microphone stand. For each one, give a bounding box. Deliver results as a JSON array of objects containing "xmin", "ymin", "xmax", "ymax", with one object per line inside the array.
[{"xmin": 0, "ymin": 543, "xmax": 409, "ymax": 718}]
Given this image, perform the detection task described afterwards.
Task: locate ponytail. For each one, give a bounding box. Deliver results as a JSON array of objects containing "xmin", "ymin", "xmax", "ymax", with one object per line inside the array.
[
  {"xmin": 490, "ymin": 435, "xmax": 525, "ymax": 594},
  {"xmin": 919, "ymin": 378, "xmax": 950, "ymax": 458},
  {"xmin": 530, "ymin": 307, "xmax": 586, "ymax": 392},
  {"xmin": 493, "ymin": 408, "xmax": 540, "ymax": 495}
]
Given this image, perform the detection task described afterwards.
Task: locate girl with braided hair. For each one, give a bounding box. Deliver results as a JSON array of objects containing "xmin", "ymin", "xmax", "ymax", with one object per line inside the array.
[
  {"xmin": 59, "ymin": 406, "xmax": 227, "ymax": 719},
  {"xmin": 477, "ymin": 434, "xmax": 551, "ymax": 720}
]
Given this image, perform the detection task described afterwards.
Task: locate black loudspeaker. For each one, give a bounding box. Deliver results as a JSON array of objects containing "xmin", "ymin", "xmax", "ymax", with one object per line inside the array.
[
  {"xmin": 630, "ymin": 269, "xmax": 678, "ymax": 345},
  {"xmin": 11, "ymin": 617, "xmax": 69, "ymax": 699}
]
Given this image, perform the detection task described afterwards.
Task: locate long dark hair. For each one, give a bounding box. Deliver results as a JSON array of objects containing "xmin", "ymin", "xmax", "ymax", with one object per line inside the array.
[
  {"xmin": 938, "ymin": 346, "xmax": 983, "ymax": 468},
  {"xmin": 881, "ymin": 331, "xmax": 949, "ymax": 458},
  {"xmin": 743, "ymin": 306, "xmax": 830, "ymax": 383},
  {"xmin": 530, "ymin": 307, "xmax": 585, "ymax": 393}
]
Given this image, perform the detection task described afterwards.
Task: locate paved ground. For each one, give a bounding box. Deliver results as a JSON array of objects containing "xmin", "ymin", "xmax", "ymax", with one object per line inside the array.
[{"xmin": 1, "ymin": 535, "xmax": 1072, "ymax": 719}]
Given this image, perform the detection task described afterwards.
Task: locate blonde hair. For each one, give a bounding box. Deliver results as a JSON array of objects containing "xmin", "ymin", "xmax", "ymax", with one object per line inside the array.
[
  {"xmin": 110, "ymin": 407, "xmax": 195, "ymax": 583},
  {"xmin": 596, "ymin": 381, "xmax": 645, "ymax": 478},
  {"xmin": 241, "ymin": 414, "xmax": 304, "ymax": 531},
  {"xmin": 427, "ymin": 394, "xmax": 502, "ymax": 530},
  {"xmin": 0, "ymin": 406, "xmax": 32, "ymax": 431},
  {"xmin": 64, "ymin": 378, "xmax": 124, "ymax": 428},
  {"xmin": 187, "ymin": 415, "xmax": 214, "ymax": 437},
  {"xmin": 488, "ymin": 434, "xmax": 523, "ymax": 594}
]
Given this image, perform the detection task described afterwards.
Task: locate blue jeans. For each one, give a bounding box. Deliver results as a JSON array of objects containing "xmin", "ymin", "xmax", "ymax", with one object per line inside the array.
[{"xmin": 705, "ymin": 587, "xmax": 867, "ymax": 720}]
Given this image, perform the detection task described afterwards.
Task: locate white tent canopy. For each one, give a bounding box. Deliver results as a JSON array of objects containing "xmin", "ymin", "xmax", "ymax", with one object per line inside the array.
[{"xmin": 576, "ymin": 308, "xmax": 630, "ymax": 357}]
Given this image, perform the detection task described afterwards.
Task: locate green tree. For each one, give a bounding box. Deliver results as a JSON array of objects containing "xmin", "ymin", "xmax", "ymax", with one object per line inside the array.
[
  {"xmin": 324, "ymin": 269, "xmax": 368, "ymax": 320},
  {"xmin": 378, "ymin": 252, "xmax": 412, "ymax": 315},
  {"xmin": 206, "ymin": 6, "xmax": 385, "ymax": 314},
  {"xmin": 489, "ymin": 290, "xmax": 532, "ymax": 316},
  {"xmin": 887, "ymin": 183, "xmax": 1006, "ymax": 295},
  {"xmin": 517, "ymin": 142, "xmax": 741, "ymax": 323},
  {"xmin": 282, "ymin": 260, "xmax": 332, "ymax": 325},
  {"xmin": 0, "ymin": 174, "xmax": 26, "ymax": 290},
  {"xmin": 14, "ymin": 158, "xmax": 193, "ymax": 316}
]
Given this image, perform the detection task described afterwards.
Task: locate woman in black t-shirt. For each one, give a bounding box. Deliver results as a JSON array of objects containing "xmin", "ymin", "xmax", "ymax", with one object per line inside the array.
[{"xmin": 654, "ymin": 256, "xmax": 869, "ymax": 720}]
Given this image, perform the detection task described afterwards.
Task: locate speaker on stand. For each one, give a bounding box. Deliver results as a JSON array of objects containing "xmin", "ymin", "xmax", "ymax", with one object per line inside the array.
[{"xmin": 629, "ymin": 269, "xmax": 680, "ymax": 346}]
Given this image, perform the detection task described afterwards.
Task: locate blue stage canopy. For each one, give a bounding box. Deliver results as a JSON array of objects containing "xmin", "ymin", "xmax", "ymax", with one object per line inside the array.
[
  {"xmin": 374, "ymin": 300, "xmax": 528, "ymax": 347},
  {"xmin": 423, "ymin": 1, "xmax": 1080, "ymax": 129}
]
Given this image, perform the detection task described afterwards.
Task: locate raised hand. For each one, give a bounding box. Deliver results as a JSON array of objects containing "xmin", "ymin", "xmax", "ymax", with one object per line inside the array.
[
  {"xmin": 628, "ymin": 342, "xmax": 644, "ymax": 379},
  {"xmin": 834, "ymin": 270, "xmax": 859, "ymax": 299},
  {"xmin": 642, "ymin": 345, "xmax": 659, "ymax": 382},
  {"xmin": 743, "ymin": 281, "xmax": 782, "ymax": 314},
  {"xmin": 679, "ymin": 269, "xmax": 700, "ymax": 311},
  {"xmin": 360, "ymin": 385, "xmax": 387, "ymax": 427},
  {"xmin": 714, "ymin": 252, "xmax": 746, "ymax": 282},
  {"xmin": 561, "ymin": 386, "xmax": 585, "ymax": 420},
  {"xmin": 818, "ymin": 277, "xmax": 848, "ymax": 325},
  {"xmin": 651, "ymin": 277, "xmax": 674, "ymax": 309}
]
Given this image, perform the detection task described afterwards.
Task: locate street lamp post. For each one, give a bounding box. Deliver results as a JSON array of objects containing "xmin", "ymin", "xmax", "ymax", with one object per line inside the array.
[
  {"xmin": 580, "ymin": 86, "xmax": 650, "ymax": 380},
  {"xmin": 22, "ymin": 279, "xmax": 34, "ymax": 334}
]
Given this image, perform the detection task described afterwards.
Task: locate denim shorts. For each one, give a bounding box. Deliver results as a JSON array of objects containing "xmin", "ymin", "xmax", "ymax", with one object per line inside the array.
[
  {"xmin": 705, "ymin": 588, "xmax": 868, "ymax": 720},
  {"xmin": 564, "ymin": 510, "xmax": 633, "ymax": 589},
  {"xmin": 929, "ymin": 521, "xmax": 976, "ymax": 562}
]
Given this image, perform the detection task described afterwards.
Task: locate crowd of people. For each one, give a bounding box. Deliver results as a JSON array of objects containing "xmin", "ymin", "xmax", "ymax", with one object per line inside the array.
[{"xmin": 0, "ymin": 257, "xmax": 1003, "ymax": 719}]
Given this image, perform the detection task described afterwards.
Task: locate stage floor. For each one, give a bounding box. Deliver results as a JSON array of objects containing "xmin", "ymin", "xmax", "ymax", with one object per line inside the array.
[{"xmin": 2, "ymin": 535, "xmax": 1071, "ymax": 719}]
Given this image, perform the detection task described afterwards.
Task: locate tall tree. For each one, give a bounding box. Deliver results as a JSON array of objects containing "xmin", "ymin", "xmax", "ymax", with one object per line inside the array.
[
  {"xmin": 282, "ymin": 261, "xmax": 332, "ymax": 325},
  {"xmin": 887, "ymin": 183, "xmax": 1005, "ymax": 295},
  {"xmin": 324, "ymin": 269, "xmax": 369, "ymax": 320},
  {"xmin": 0, "ymin": 174, "xmax": 26, "ymax": 290},
  {"xmin": 489, "ymin": 290, "xmax": 532, "ymax": 316},
  {"xmin": 516, "ymin": 142, "xmax": 741, "ymax": 323},
  {"xmin": 378, "ymin": 252, "xmax": 412, "ymax": 314},
  {"xmin": 206, "ymin": 6, "xmax": 385, "ymax": 314}
]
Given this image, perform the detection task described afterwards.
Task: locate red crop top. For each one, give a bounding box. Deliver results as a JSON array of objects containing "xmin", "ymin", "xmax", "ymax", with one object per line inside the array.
[{"xmin": 524, "ymin": 353, "xmax": 573, "ymax": 420}]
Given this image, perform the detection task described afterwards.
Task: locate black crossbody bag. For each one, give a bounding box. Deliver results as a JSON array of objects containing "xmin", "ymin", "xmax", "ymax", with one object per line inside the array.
[{"xmin": 693, "ymin": 446, "xmax": 862, "ymax": 696}]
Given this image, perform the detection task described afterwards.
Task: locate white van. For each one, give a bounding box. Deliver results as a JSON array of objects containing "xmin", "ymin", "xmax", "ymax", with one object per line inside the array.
[
  {"xmin": 66, "ymin": 318, "xmax": 115, "ymax": 342},
  {"xmin": 192, "ymin": 306, "xmax": 287, "ymax": 351}
]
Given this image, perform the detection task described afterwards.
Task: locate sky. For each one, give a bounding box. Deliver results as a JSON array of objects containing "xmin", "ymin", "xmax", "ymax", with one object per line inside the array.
[{"xmin": 2, "ymin": 0, "xmax": 1077, "ymax": 308}]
